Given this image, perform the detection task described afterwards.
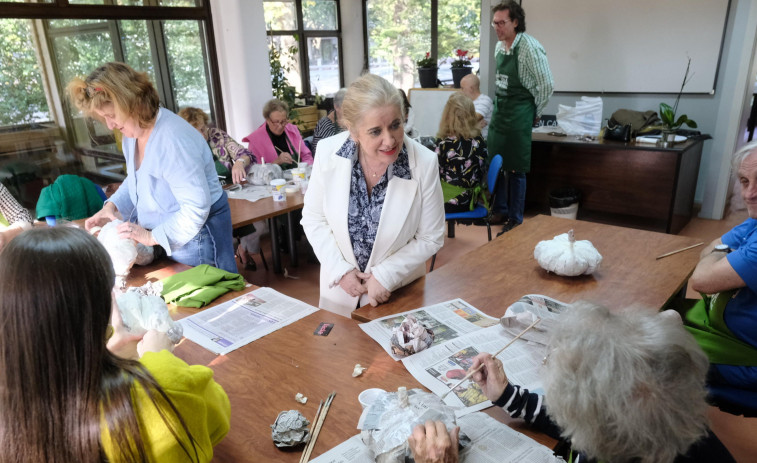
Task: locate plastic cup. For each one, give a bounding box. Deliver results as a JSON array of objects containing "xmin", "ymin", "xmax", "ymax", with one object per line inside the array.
[
  {"xmin": 358, "ymin": 388, "xmax": 385, "ymax": 409},
  {"xmin": 300, "ymin": 179, "xmax": 309, "ymax": 195},
  {"xmin": 271, "ymin": 179, "xmax": 286, "ymax": 201},
  {"xmin": 292, "ymin": 168, "xmax": 306, "ymax": 184}
]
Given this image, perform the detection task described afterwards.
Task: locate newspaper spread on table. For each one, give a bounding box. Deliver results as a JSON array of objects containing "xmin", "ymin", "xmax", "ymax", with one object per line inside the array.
[
  {"xmin": 401, "ymin": 323, "xmax": 546, "ymax": 416},
  {"xmin": 501, "ymin": 294, "xmax": 572, "ymax": 346},
  {"xmin": 225, "ymin": 184, "xmax": 271, "ymax": 202},
  {"xmin": 178, "ymin": 287, "xmax": 318, "ymax": 355},
  {"xmin": 358, "ymin": 299, "xmax": 500, "ymax": 361},
  {"xmin": 310, "ymin": 412, "xmax": 560, "ymax": 463}
]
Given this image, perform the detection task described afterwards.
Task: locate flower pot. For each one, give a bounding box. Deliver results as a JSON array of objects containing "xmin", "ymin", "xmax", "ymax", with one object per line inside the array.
[
  {"xmin": 451, "ymin": 66, "xmax": 472, "ymax": 88},
  {"xmin": 660, "ymin": 129, "xmax": 677, "ymax": 146},
  {"xmin": 418, "ymin": 67, "xmax": 438, "ymax": 88}
]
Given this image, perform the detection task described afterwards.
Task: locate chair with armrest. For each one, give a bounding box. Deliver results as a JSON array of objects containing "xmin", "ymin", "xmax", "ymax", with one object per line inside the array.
[{"xmin": 429, "ymin": 154, "xmax": 503, "ymax": 271}]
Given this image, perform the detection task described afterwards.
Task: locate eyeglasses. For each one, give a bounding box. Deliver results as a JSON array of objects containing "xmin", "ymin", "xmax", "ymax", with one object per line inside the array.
[
  {"xmin": 491, "ymin": 19, "xmax": 511, "ymax": 28},
  {"xmin": 268, "ymin": 118, "xmax": 289, "ymax": 127}
]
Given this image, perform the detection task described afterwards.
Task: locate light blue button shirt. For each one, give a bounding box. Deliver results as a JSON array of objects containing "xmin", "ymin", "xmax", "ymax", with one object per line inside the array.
[{"xmin": 109, "ymin": 108, "xmax": 223, "ymax": 255}]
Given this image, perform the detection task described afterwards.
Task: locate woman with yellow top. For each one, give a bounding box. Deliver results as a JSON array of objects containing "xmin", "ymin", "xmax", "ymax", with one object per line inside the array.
[{"xmin": 0, "ymin": 227, "xmax": 230, "ymax": 462}]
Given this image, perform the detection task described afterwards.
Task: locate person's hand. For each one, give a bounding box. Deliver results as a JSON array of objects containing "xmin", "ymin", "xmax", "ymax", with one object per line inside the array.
[
  {"xmin": 137, "ymin": 330, "xmax": 175, "ymax": 357},
  {"xmin": 338, "ymin": 269, "xmax": 366, "ymax": 297},
  {"xmin": 408, "ymin": 421, "xmax": 460, "ymax": 463},
  {"xmin": 232, "ymin": 159, "xmax": 247, "ymax": 184},
  {"xmin": 85, "ymin": 202, "xmax": 121, "ymax": 230},
  {"xmin": 106, "ymin": 296, "xmax": 144, "ymax": 360},
  {"xmin": 470, "ymin": 352, "xmax": 508, "ymax": 401},
  {"xmin": 357, "ymin": 272, "xmax": 391, "ymax": 306},
  {"xmin": 275, "ymin": 151, "xmax": 294, "ymax": 165},
  {"xmin": 116, "ymin": 221, "xmax": 157, "ymax": 246}
]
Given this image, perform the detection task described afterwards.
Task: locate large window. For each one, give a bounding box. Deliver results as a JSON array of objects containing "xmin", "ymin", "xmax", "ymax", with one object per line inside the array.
[
  {"xmin": 365, "ymin": 0, "xmax": 480, "ymax": 89},
  {"xmin": 264, "ymin": 0, "xmax": 344, "ymax": 97}
]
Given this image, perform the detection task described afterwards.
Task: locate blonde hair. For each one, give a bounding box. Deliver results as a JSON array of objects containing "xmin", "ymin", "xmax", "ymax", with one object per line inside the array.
[
  {"xmin": 342, "ymin": 74, "xmax": 404, "ymax": 132},
  {"xmin": 66, "ymin": 62, "xmax": 159, "ymax": 129},
  {"xmin": 263, "ymin": 99, "xmax": 289, "ymax": 119},
  {"xmin": 437, "ymin": 92, "xmax": 480, "ymax": 139},
  {"xmin": 178, "ymin": 107, "xmax": 209, "ymax": 131}
]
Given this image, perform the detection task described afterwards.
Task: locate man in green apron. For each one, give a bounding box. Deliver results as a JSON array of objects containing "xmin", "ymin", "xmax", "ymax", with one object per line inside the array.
[{"xmin": 488, "ymin": 1, "xmax": 553, "ymax": 235}]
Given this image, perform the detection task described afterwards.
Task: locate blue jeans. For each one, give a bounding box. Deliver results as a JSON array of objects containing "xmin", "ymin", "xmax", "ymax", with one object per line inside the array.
[
  {"xmin": 170, "ymin": 191, "xmax": 237, "ymax": 274},
  {"xmin": 492, "ymin": 171, "xmax": 526, "ymax": 225}
]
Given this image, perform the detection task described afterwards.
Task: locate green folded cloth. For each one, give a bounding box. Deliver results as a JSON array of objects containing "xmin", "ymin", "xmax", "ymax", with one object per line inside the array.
[
  {"xmin": 161, "ymin": 264, "xmax": 245, "ymax": 308},
  {"xmin": 0, "ymin": 212, "xmax": 8, "ymax": 227},
  {"xmin": 440, "ymin": 181, "xmax": 489, "ymax": 211},
  {"xmin": 35, "ymin": 174, "xmax": 104, "ymax": 220}
]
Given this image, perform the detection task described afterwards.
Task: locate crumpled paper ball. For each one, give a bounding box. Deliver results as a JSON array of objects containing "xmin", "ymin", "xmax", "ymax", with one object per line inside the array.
[
  {"xmin": 96, "ymin": 220, "xmax": 155, "ymax": 287},
  {"xmin": 390, "ymin": 315, "xmax": 434, "ymax": 357},
  {"xmin": 271, "ymin": 410, "xmax": 310, "ymax": 448},
  {"xmin": 116, "ymin": 292, "xmax": 183, "ymax": 343},
  {"xmin": 534, "ymin": 229, "xmax": 602, "ymax": 276}
]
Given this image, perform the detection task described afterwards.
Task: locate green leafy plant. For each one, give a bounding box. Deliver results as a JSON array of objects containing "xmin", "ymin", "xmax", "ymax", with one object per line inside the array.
[
  {"xmin": 268, "ymin": 33, "xmax": 298, "ymax": 111},
  {"xmin": 659, "ymin": 58, "xmax": 697, "ymax": 131},
  {"xmin": 450, "ymin": 49, "xmax": 472, "ymax": 68},
  {"xmin": 416, "ymin": 52, "xmax": 437, "ymax": 69}
]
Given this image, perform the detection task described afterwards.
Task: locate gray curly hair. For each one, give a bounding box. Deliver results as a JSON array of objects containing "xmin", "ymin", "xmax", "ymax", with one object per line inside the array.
[
  {"xmin": 542, "ymin": 303, "xmax": 709, "ymax": 463},
  {"xmin": 732, "ymin": 140, "xmax": 757, "ymax": 173}
]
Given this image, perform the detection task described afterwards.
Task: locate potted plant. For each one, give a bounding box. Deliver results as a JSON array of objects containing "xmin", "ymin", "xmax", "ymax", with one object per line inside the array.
[
  {"xmin": 450, "ymin": 49, "xmax": 473, "ymax": 88},
  {"xmin": 416, "ymin": 52, "xmax": 438, "ymax": 89},
  {"xmin": 657, "ymin": 58, "xmax": 697, "ymax": 145}
]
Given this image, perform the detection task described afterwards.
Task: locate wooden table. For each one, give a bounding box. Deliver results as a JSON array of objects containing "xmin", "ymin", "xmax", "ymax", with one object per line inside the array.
[
  {"xmin": 527, "ymin": 133, "xmax": 705, "ymax": 234},
  {"xmin": 127, "ymin": 261, "xmax": 557, "ymax": 461},
  {"xmin": 352, "ymin": 214, "xmax": 703, "ymax": 322},
  {"xmin": 228, "ymin": 191, "xmax": 305, "ymax": 273}
]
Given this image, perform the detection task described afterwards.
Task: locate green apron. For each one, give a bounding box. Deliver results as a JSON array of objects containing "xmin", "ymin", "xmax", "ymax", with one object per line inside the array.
[{"xmin": 487, "ymin": 40, "xmax": 536, "ymax": 173}]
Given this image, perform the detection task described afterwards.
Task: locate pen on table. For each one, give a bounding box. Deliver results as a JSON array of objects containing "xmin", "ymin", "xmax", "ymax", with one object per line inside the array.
[{"xmin": 655, "ymin": 242, "xmax": 704, "ymax": 260}]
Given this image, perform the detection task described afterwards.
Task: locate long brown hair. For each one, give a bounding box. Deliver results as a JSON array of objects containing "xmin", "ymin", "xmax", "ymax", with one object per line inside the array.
[{"xmin": 0, "ymin": 227, "xmax": 198, "ymax": 462}]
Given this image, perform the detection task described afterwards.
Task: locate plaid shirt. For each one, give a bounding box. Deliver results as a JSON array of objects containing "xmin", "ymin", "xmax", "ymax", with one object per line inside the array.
[{"xmin": 495, "ymin": 32, "xmax": 554, "ymax": 117}]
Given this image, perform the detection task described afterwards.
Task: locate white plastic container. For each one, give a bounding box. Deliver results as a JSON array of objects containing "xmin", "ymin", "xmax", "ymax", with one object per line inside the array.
[
  {"xmin": 550, "ymin": 202, "xmax": 579, "ymax": 220},
  {"xmin": 291, "ymin": 168, "xmax": 306, "ymax": 184},
  {"xmin": 271, "ymin": 179, "xmax": 286, "ymax": 202},
  {"xmin": 358, "ymin": 388, "xmax": 386, "ymax": 409}
]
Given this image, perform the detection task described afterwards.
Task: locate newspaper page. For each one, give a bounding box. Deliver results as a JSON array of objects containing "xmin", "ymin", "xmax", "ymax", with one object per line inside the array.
[
  {"xmin": 311, "ymin": 412, "xmax": 560, "ymax": 463},
  {"xmin": 225, "ymin": 184, "xmax": 271, "ymax": 202},
  {"xmin": 178, "ymin": 287, "xmax": 318, "ymax": 355},
  {"xmin": 501, "ymin": 294, "xmax": 572, "ymax": 345},
  {"xmin": 359, "ymin": 299, "xmax": 499, "ymax": 361},
  {"xmin": 402, "ymin": 324, "xmax": 546, "ymax": 416}
]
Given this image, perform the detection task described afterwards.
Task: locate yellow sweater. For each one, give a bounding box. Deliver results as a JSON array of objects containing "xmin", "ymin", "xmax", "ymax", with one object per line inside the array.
[{"xmin": 101, "ymin": 350, "xmax": 231, "ymax": 462}]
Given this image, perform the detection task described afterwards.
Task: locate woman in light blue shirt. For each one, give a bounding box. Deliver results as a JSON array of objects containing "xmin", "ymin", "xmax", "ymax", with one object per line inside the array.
[{"xmin": 68, "ymin": 62, "xmax": 236, "ymax": 273}]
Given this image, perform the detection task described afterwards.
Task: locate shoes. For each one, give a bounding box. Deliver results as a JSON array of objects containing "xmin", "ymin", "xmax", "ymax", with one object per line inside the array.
[
  {"xmin": 496, "ymin": 220, "xmax": 521, "ymax": 237},
  {"xmin": 488, "ymin": 213, "xmax": 507, "ymax": 225},
  {"xmin": 236, "ymin": 244, "xmax": 257, "ymax": 271}
]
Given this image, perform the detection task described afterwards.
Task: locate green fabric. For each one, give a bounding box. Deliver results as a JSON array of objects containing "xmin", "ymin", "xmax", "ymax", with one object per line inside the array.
[
  {"xmin": 35, "ymin": 174, "xmax": 104, "ymax": 220},
  {"xmin": 685, "ymin": 291, "xmax": 757, "ymax": 366},
  {"xmin": 214, "ymin": 158, "xmax": 232, "ymax": 184},
  {"xmin": 440, "ymin": 181, "xmax": 489, "ymax": 211},
  {"xmin": 488, "ymin": 40, "xmax": 536, "ymax": 172},
  {"xmin": 161, "ymin": 264, "xmax": 245, "ymax": 308},
  {"xmin": 0, "ymin": 211, "xmax": 8, "ymax": 227}
]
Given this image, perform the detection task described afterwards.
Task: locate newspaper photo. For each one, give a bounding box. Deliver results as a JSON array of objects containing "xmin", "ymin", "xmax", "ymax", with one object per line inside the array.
[
  {"xmin": 310, "ymin": 412, "xmax": 559, "ymax": 463},
  {"xmin": 402, "ymin": 324, "xmax": 546, "ymax": 416},
  {"xmin": 359, "ymin": 299, "xmax": 499, "ymax": 361},
  {"xmin": 179, "ymin": 287, "xmax": 318, "ymax": 355},
  {"xmin": 501, "ymin": 294, "xmax": 572, "ymax": 346}
]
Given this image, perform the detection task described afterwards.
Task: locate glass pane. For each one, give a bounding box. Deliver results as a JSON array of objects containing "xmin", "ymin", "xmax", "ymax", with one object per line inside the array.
[
  {"xmin": 119, "ymin": 20, "xmax": 159, "ymax": 87},
  {"xmin": 366, "ymin": 0, "xmax": 431, "ymax": 90},
  {"xmin": 0, "ymin": 0, "xmax": 53, "ymax": 3},
  {"xmin": 307, "ymin": 36, "xmax": 339, "ymax": 95},
  {"xmin": 163, "ymin": 20, "xmax": 212, "ymax": 114},
  {"xmin": 48, "ymin": 19, "xmax": 108, "ymax": 29},
  {"xmin": 268, "ymin": 35, "xmax": 302, "ymax": 97},
  {"xmin": 51, "ymin": 30, "xmax": 115, "ymax": 91},
  {"xmin": 437, "ymin": 0, "xmax": 480, "ymax": 86},
  {"xmin": 264, "ymin": 0, "xmax": 297, "ymax": 31},
  {"xmin": 158, "ymin": 0, "xmax": 202, "ymax": 6},
  {"xmin": 116, "ymin": 0, "xmax": 145, "ymax": 5},
  {"xmin": 303, "ymin": 0, "xmax": 337, "ymax": 31},
  {"xmin": 68, "ymin": 0, "xmax": 105, "ymax": 3},
  {"xmin": 0, "ymin": 19, "xmax": 51, "ymax": 125}
]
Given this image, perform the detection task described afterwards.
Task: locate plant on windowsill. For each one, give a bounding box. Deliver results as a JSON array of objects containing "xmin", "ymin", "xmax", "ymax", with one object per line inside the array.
[
  {"xmin": 450, "ymin": 49, "xmax": 473, "ymax": 88},
  {"xmin": 657, "ymin": 58, "xmax": 697, "ymax": 145},
  {"xmin": 416, "ymin": 52, "xmax": 438, "ymax": 88},
  {"xmin": 268, "ymin": 31, "xmax": 298, "ymax": 112}
]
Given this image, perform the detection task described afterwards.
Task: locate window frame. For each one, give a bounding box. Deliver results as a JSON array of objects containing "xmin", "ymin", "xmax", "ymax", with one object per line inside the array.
[{"xmin": 265, "ymin": 0, "xmax": 345, "ymax": 97}]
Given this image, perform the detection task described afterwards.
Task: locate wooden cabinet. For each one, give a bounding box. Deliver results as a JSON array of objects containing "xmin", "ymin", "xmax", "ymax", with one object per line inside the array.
[{"xmin": 525, "ymin": 133, "xmax": 705, "ymax": 234}]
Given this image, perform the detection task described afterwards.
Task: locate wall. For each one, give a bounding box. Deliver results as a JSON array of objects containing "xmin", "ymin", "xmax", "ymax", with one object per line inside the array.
[{"xmin": 479, "ymin": 0, "xmax": 757, "ymax": 220}]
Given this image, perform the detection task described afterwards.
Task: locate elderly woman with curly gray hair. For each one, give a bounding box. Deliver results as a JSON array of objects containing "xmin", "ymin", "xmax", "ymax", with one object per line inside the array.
[{"xmin": 409, "ymin": 303, "xmax": 736, "ymax": 463}]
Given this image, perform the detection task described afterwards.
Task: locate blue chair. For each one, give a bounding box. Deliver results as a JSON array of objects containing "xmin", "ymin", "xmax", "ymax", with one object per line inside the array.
[{"xmin": 429, "ymin": 154, "xmax": 503, "ymax": 271}]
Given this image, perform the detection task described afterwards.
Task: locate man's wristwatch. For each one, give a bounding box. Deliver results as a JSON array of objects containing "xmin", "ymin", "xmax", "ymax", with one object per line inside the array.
[{"xmin": 712, "ymin": 244, "xmax": 731, "ymax": 254}]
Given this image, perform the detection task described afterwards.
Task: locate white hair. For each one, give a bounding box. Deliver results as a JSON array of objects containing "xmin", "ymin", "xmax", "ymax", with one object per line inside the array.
[
  {"xmin": 542, "ymin": 302, "xmax": 710, "ymax": 463},
  {"xmin": 732, "ymin": 140, "xmax": 757, "ymax": 173}
]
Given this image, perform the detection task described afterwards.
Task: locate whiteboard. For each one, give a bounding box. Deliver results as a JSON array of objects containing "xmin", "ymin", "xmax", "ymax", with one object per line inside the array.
[
  {"xmin": 523, "ymin": 0, "xmax": 730, "ymax": 93},
  {"xmin": 407, "ymin": 88, "xmax": 458, "ymax": 137}
]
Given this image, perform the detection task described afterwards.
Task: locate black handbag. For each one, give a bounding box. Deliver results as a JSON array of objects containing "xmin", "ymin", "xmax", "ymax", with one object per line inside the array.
[{"xmin": 603, "ymin": 120, "xmax": 632, "ymax": 142}]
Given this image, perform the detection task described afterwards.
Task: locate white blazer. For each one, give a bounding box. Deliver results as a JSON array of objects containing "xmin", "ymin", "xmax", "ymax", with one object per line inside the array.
[{"xmin": 301, "ymin": 131, "xmax": 445, "ymax": 317}]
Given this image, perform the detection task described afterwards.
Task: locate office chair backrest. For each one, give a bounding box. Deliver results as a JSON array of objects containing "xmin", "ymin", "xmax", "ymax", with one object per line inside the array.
[{"xmin": 487, "ymin": 154, "xmax": 503, "ymax": 195}]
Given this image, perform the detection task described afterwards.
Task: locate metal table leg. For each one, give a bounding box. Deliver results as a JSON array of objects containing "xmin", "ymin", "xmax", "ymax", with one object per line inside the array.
[
  {"xmin": 287, "ymin": 211, "xmax": 298, "ymax": 267},
  {"xmin": 268, "ymin": 217, "xmax": 282, "ymax": 273}
]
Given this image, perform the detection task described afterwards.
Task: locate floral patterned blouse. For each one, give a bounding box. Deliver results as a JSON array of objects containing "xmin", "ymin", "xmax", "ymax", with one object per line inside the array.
[
  {"xmin": 206, "ymin": 127, "xmax": 256, "ymax": 170},
  {"xmin": 435, "ymin": 135, "xmax": 487, "ymax": 209},
  {"xmin": 336, "ymin": 138, "xmax": 412, "ymax": 272}
]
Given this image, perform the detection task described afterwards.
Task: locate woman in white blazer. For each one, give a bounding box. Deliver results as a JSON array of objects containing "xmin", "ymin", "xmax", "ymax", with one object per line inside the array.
[{"xmin": 301, "ymin": 74, "xmax": 445, "ymax": 317}]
